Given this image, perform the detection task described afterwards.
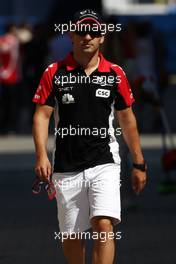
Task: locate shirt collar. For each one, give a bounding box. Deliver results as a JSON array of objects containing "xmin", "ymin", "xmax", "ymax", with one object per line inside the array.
[{"xmin": 64, "ymin": 52, "xmax": 111, "ymax": 72}]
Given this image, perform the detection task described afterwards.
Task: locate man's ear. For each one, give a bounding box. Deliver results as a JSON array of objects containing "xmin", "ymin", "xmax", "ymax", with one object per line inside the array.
[{"xmin": 100, "ymin": 35, "xmax": 105, "ymax": 44}]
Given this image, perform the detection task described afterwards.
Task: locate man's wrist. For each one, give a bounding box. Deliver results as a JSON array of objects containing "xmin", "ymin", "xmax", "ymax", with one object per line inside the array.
[{"xmin": 36, "ymin": 151, "xmax": 48, "ymax": 160}]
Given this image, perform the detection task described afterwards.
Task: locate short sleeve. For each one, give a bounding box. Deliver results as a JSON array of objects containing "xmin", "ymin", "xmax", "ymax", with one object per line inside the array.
[
  {"xmin": 33, "ymin": 63, "xmax": 57, "ymax": 107},
  {"xmin": 111, "ymin": 65, "xmax": 135, "ymax": 110}
]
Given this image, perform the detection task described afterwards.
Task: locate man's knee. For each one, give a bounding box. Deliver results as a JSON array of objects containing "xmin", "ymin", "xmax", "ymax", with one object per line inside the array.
[{"xmin": 91, "ymin": 216, "xmax": 113, "ymax": 233}]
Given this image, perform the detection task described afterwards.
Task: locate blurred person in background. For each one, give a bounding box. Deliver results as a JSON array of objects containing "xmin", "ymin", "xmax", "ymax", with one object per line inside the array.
[
  {"xmin": 120, "ymin": 21, "xmax": 162, "ymax": 207},
  {"xmin": 0, "ymin": 23, "xmax": 21, "ymax": 134},
  {"xmin": 15, "ymin": 22, "xmax": 33, "ymax": 133},
  {"xmin": 121, "ymin": 21, "xmax": 138, "ymax": 84},
  {"xmin": 121, "ymin": 21, "xmax": 165, "ymax": 133},
  {"xmin": 101, "ymin": 16, "xmax": 123, "ymax": 65},
  {"xmin": 133, "ymin": 22, "xmax": 162, "ymax": 132}
]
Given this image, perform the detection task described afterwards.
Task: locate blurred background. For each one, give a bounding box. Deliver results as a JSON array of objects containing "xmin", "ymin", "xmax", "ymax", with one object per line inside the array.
[{"xmin": 0, "ymin": 0, "xmax": 176, "ymax": 263}]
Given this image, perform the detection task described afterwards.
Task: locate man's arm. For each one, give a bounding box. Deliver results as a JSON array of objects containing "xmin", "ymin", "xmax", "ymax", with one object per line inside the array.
[
  {"xmin": 32, "ymin": 104, "xmax": 54, "ymax": 181},
  {"xmin": 116, "ymin": 107, "xmax": 147, "ymax": 194}
]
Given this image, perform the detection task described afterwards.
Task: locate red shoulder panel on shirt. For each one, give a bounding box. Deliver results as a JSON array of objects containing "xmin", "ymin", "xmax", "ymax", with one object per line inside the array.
[
  {"xmin": 33, "ymin": 62, "xmax": 59, "ymax": 105},
  {"xmin": 110, "ymin": 64, "xmax": 135, "ymax": 107}
]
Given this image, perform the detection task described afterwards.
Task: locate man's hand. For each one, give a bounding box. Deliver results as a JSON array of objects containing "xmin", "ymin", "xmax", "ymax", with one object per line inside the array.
[
  {"xmin": 34, "ymin": 155, "xmax": 52, "ymax": 182},
  {"xmin": 131, "ymin": 168, "xmax": 147, "ymax": 194}
]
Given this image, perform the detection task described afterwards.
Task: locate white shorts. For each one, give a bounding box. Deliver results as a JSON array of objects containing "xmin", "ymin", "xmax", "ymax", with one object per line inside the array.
[{"xmin": 52, "ymin": 163, "xmax": 121, "ymax": 233}]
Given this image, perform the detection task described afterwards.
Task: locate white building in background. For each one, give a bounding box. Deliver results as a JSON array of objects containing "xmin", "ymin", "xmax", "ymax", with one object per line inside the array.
[
  {"xmin": 102, "ymin": 0, "xmax": 170, "ymax": 15},
  {"xmin": 102, "ymin": 0, "xmax": 176, "ymax": 15}
]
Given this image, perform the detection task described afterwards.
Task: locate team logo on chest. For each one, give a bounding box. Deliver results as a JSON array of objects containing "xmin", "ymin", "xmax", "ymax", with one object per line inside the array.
[{"xmin": 95, "ymin": 89, "xmax": 110, "ymax": 98}]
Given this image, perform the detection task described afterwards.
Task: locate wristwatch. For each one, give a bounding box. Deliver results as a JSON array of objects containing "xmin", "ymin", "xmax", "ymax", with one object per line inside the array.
[{"xmin": 133, "ymin": 162, "xmax": 147, "ymax": 172}]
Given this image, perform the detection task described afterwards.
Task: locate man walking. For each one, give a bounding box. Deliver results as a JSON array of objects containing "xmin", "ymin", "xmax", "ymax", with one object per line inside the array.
[{"xmin": 32, "ymin": 9, "xmax": 147, "ymax": 264}]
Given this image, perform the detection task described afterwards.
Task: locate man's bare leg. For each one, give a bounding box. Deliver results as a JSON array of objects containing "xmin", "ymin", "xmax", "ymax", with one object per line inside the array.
[
  {"xmin": 91, "ymin": 216, "xmax": 115, "ymax": 264},
  {"xmin": 62, "ymin": 237, "xmax": 85, "ymax": 264}
]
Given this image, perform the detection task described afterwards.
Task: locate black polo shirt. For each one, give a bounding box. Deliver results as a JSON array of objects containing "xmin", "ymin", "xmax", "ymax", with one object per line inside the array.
[{"xmin": 33, "ymin": 52, "xmax": 134, "ymax": 172}]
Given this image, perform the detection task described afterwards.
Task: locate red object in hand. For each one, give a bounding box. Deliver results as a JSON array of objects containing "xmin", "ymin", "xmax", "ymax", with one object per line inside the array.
[
  {"xmin": 32, "ymin": 177, "xmax": 56, "ymax": 200},
  {"xmin": 46, "ymin": 181, "xmax": 56, "ymax": 200}
]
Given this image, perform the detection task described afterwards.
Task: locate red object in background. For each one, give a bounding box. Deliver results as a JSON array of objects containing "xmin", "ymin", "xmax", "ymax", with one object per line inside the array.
[
  {"xmin": 0, "ymin": 34, "xmax": 20, "ymax": 85},
  {"xmin": 162, "ymin": 149, "xmax": 176, "ymax": 171}
]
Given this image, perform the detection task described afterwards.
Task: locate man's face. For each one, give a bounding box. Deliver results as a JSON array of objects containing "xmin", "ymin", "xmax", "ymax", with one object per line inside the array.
[{"xmin": 70, "ymin": 29, "xmax": 104, "ymax": 54}]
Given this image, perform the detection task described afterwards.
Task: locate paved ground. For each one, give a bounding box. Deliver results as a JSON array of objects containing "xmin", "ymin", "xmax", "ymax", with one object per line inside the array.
[{"xmin": 0, "ymin": 136, "xmax": 176, "ymax": 264}]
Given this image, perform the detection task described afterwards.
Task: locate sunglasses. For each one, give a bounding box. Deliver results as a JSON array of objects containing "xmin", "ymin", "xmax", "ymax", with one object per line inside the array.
[
  {"xmin": 32, "ymin": 177, "xmax": 56, "ymax": 200},
  {"xmin": 75, "ymin": 30, "xmax": 102, "ymax": 37}
]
